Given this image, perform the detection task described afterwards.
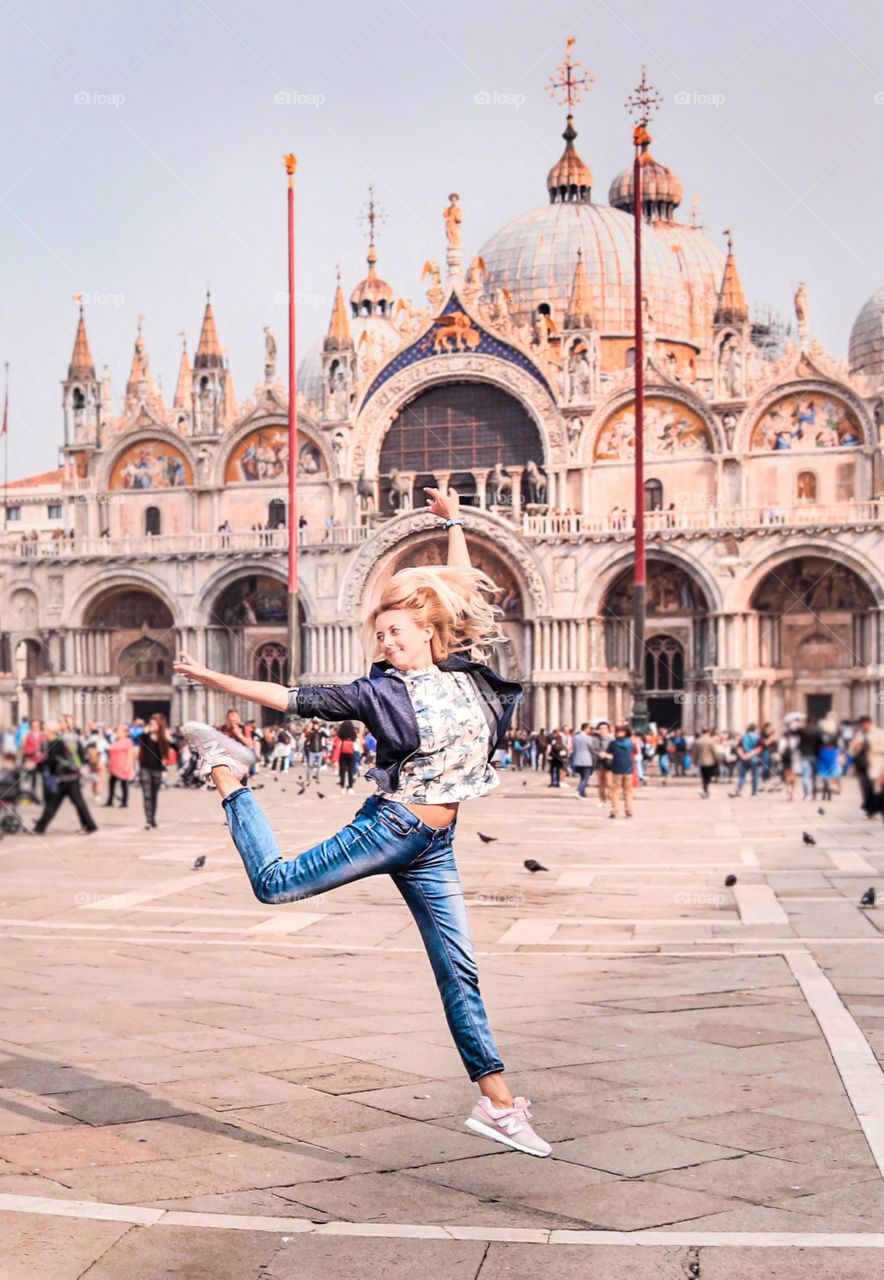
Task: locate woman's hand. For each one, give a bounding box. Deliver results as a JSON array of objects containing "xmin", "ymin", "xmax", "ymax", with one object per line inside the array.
[
  {"xmin": 424, "ymin": 486, "xmax": 460, "ymax": 521},
  {"xmin": 173, "ymin": 651, "xmax": 217, "ymax": 689}
]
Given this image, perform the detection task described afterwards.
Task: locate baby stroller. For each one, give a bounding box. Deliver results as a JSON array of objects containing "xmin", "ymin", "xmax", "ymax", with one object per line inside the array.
[{"xmin": 0, "ymin": 770, "xmax": 30, "ymax": 835}]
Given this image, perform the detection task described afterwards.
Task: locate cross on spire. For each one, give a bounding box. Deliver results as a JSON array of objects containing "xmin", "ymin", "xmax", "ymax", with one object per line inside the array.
[
  {"xmin": 545, "ymin": 36, "xmax": 594, "ymax": 109},
  {"xmin": 359, "ymin": 185, "xmax": 386, "ymax": 247},
  {"xmin": 625, "ymin": 65, "xmax": 662, "ymax": 128}
]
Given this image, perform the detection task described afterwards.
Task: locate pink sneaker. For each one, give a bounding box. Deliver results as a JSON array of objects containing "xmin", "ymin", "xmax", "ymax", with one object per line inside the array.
[
  {"xmin": 182, "ymin": 722, "xmax": 256, "ymax": 783},
  {"xmin": 464, "ymin": 1096, "xmax": 551, "ymax": 1157}
]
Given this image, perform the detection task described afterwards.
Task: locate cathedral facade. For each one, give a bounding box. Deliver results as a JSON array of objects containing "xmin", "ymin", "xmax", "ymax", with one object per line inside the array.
[{"xmin": 2, "ymin": 102, "xmax": 883, "ymax": 732}]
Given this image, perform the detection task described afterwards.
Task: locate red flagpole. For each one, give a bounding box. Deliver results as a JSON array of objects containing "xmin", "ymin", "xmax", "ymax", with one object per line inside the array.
[
  {"xmin": 283, "ymin": 154, "xmax": 301, "ymax": 683},
  {"xmin": 630, "ymin": 122, "xmax": 650, "ymax": 733}
]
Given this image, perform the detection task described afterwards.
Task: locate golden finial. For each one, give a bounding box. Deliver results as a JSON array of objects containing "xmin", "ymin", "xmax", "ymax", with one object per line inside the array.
[
  {"xmin": 545, "ymin": 36, "xmax": 594, "ymax": 108},
  {"xmin": 625, "ymin": 65, "xmax": 662, "ymax": 151},
  {"xmin": 282, "ymin": 153, "xmax": 297, "ymax": 178}
]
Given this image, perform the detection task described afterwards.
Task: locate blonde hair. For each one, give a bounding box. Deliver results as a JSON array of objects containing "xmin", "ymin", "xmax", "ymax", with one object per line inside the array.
[{"xmin": 362, "ymin": 565, "xmax": 506, "ymax": 664}]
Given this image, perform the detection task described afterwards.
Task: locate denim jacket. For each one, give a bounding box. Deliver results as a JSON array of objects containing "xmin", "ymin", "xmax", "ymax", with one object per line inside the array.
[{"xmin": 289, "ymin": 654, "xmax": 523, "ymax": 794}]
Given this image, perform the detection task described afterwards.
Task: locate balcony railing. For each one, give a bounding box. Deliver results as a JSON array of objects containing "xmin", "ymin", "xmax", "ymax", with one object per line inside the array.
[
  {"xmin": 0, "ymin": 525, "xmax": 372, "ymax": 560},
  {"xmin": 0, "ymin": 502, "xmax": 879, "ymax": 560},
  {"xmin": 520, "ymin": 501, "xmax": 882, "ymax": 538}
]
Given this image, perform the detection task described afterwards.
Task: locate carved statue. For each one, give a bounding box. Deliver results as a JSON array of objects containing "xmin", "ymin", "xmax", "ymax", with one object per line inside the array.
[
  {"xmin": 719, "ymin": 336, "xmax": 743, "ymax": 398},
  {"xmin": 356, "ymin": 469, "xmax": 375, "ymax": 511},
  {"xmin": 566, "ymin": 417, "xmax": 583, "ymax": 457},
  {"xmin": 388, "ymin": 468, "xmax": 412, "ymax": 511},
  {"xmin": 394, "ymin": 296, "xmax": 417, "ymax": 339},
  {"xmin": 262, "ymin": 326, "xmax": 277, "ymax": 380},
  {"xmin": 329, "ymin": 359, "xmax": 350, "ymax": 417},
  {"xmin": 487, "ymin": 463, "xmax": 513, "ymax": 506},
  {"xmin": 432, "ymin": 311, "xmax": 481, "ymax": 353},
  {"xmin": 194, "ymin": 445, "xmax": 211, "ymax": 486},
  {"xmin": 794, "ymin": 281, "xmax": 809, "ymax": 328},
  {"xmin": 525, "ymin": 459, "xmax": 547, "ymax": 505},
  {"xmin": 443, "ymin": 193, "xmax": 462, "ymax": 248},
  {"xmin": 421, "ymin": 260, "xmax": 444, "ymax": 312},
  {"xmin": 568, "ymin": 341, "xmax": 593, "ymax": 399},
  {"xmin": 490, "ymin": 287, "xmax": 513, "ymax": 337}
]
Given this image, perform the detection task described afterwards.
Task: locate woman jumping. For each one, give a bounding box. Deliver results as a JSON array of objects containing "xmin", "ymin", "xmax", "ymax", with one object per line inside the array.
[{"xmin": 173, "ymin": 488, "xmax": 550, "ymax": 1158}]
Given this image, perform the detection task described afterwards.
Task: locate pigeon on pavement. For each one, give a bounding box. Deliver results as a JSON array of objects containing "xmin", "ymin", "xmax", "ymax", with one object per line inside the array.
[
  {"xmin": 192, "ymin": 855, "xmax": 207, "ymax": 870},
  {"xmin": 802, "ymin": 832, "xmax": 816, "ymax": 846},
  {"xmin": 524, "ymin": 858, "xmax": 548, "ymax": 873},
  {"xmin": 860, "ymin": 887, "xmax": 876, "ymax": 908},
  {"xmin": 477, "ymin": 832, "xmax": 498, "ymax": 844}
]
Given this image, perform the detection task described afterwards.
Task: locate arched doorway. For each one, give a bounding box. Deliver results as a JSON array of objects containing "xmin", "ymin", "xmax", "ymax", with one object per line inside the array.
[
  {"xmin": 84, "ymin": 586, "xmax": 175, "ymax": 722},
  {"xmin": 600, "ymin": 560, "xmax": 712, "ymax": 727},
  {"xmin": 378, "ymin": 383, "xmax": 544, "ymax": 513},
  {"xmin": 752, "ymin": 555, "xmax": 876, "ymax": 722},
  {"xmin": 208, "ymin": 574, "xmax": 306, "ymax": 722},
  {"xmin": 267, "ymin": 497, "xmax": 286, "ymax": 528},
  {"xmin": 381, "ymin": 533, "xmax": 527, "ymax": 683},
  {"xmin": 644, "ymin": 634, "xmax": 686, "ymax": 728}
]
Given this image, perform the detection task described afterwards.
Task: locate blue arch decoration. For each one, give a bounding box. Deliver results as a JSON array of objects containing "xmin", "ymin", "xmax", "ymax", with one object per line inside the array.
[{"xmin": 360, "ymin": 292, "xmax": 554, "ymax": 409}]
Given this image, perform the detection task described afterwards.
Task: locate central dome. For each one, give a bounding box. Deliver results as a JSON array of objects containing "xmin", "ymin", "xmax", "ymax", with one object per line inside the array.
[{"xmin": 479, "ymin": 201, "xmax": 693, "ymax": 342}]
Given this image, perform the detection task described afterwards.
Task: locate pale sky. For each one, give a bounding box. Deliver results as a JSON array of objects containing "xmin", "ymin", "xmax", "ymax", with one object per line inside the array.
[{"xmin": 1, "ymin": 0, "xmax": 882, "ymax": 480}]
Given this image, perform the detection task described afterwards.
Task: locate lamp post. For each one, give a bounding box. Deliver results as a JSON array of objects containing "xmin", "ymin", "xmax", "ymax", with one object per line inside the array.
[
  {"xmin": 624, "ymin": 68, "xmax": 661, "ymax": 735},
  {"xmin": 283, "ymin": 153, "xmax": 301, "ymax": 685}
]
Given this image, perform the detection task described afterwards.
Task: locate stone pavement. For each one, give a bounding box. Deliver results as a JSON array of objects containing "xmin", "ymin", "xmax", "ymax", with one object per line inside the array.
[{"xmin": 0, "ymin": 765, "xmax": 882, "ymax": 1277}]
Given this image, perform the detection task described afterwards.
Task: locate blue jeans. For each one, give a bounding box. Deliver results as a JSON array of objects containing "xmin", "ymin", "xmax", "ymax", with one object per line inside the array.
[
  {"xmin": 574, "ymin": 765, "xmax": 592, "ymax": 796},
  {"xmin": 736, "ymin": 757, "xmax": 760, "ymax": 795},
  {"xmin": 222, "ymin": 788, "xmax": 505, "ymax": 1083}
]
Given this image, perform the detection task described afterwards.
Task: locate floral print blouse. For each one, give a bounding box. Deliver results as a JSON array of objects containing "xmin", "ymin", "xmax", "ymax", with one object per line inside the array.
[{"xmin": 378, "ymin": 666, "xmax": 500, "ymax": 804}]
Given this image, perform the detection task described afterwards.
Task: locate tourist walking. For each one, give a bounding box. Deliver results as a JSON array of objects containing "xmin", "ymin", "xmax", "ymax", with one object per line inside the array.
[
  {"xmin": 139, "ymin": 713, "xmax": 171, "ymax": 830},
  {"xmin": 571, "ymin": 722, "xmax": 594, "ymax": 798}
]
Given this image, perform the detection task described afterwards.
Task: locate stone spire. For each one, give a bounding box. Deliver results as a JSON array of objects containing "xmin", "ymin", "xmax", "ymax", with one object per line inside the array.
[
  {"xmin": 325, "ymin": 265, "xmax": 352, "ymax": 350},
  {"xmin": 125, "ymin": 316, "xmax": 154, "ymax": 400},
  {"xmin": 68, "ymin": 300, "xmax": 95, "ymax": 380},
  {"xmin": 565, "ymin": 249, "xmax": 594, "ymax": 329},
  {"xmin": 174, "ymin": 334, "xmax": 192, "ymax": 408},
  {"xmin": 223, "ymin": 360, "xmax": 237, "ymax": 423},
  {"xmin": 714, "ymin": 231, "xmax": 748, "ymax": 326},
  {"xmin": 545, "ymin": 38, "xmax": 595, "ymax": 205},
  {"xmin": 194, "ymin": 290, "xmax": 224, "ymax": 368}
]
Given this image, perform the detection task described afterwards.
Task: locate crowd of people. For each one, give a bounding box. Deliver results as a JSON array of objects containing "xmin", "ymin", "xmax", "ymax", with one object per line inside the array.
[
  {"xmin": 1, "ymin": 709, "xmax": 883, "ymax": 836},
  {"xmin": 495, "ymin": 714, "xmax": 884, "ymax": 819},
  {"xmin": 0, "ymin": 709, "xmax": 381, "ymax": 836}
]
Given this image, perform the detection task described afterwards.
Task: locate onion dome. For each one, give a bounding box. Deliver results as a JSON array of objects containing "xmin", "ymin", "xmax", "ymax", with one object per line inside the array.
[
  {"xmin": 547, "ymin": 115, "xmax": 593, "ymax": 204},
  {"xmin": 68, "ymin": 302, "xmax": 96, "ymax": 380},
  {"xmin": 609, "ymin": 152, "xmax": 683, "ymax": 222},
  {"xmin": 849, "ymin": 287, "xmax": 884, "ymax": 378},
  {"xmin": 350, "ymin": 243, "xmax": 395, "ymax": 318}
]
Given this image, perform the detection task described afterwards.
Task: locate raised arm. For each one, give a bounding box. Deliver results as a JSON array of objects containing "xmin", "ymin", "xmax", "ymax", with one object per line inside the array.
[
  {"xmin": 173, "ymin": 652, "xmax": 290, "ymax": 712},
  {"xmin": 424, "ymin": 486, "xmax": 471, "ymax": 569}
]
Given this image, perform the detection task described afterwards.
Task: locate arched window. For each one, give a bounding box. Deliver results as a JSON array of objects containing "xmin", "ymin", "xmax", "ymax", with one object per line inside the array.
[
  {"xmin": 145, "ymin": 506, "xmax": 161, "ymax": 536},
  {"xmin": 267, "ymin": 498, "xmax": 286, "ymax": 528},
  {"xmin": 644, "ymin": 635, "xmax": 685, "ymax": 692},
  {"xmin": 644, "ymin": 479, "xmax": 663, "ymax": 511},
  {"xmin": 255, "ymin": 642, "xmax": 287, "ymax": 685},
  {"xmin": 797, "ymin": 471, "xmax": 817, "ymax": 502},
  {"xmin": 119, "ymin": 637, "xmax": 171, "ymax": 680},
  {"xmin": 625, "ymin": 347, "xmax": 636, "ymax": 368}
]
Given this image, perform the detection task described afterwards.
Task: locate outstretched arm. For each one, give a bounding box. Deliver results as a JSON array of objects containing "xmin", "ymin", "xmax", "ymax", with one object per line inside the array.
[
  {"xmin": 173, "ymin": 652, "xmax": 290, "ymax": 712},
  {"xmin": 424, "ymin": 486, "xmax": 470, "ymax": 569}
]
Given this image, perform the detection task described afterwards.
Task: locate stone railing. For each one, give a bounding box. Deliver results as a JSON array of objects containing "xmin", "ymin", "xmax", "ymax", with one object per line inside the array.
[
  {"xmin": 520, "ymin": 501, "xmax": 882, "ymax": 539},
  {"xmin": 0, "ymin": 525, "xmax": 372, "ymax": 560}
]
